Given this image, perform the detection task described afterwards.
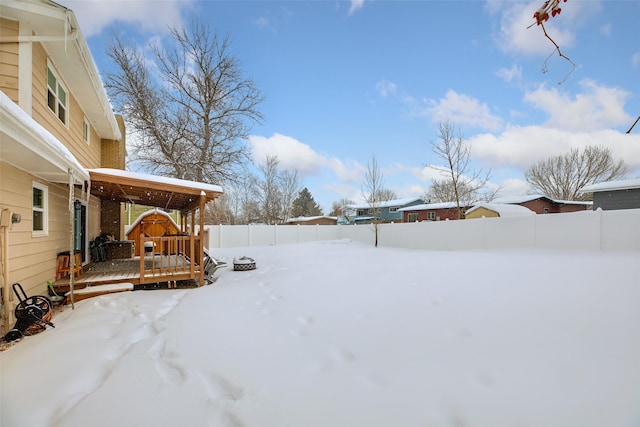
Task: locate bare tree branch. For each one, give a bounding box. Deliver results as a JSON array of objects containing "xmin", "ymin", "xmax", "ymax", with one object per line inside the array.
[
  {"xmin": 525, "ymin": 146, "xmax": 627, "ymax": 201},
  {"xmin": 105, "ymin": 19, "xmax": 264, "ymax": 186},
  {"xmin": 428, "ymin": 120, "xmax": 495, "ymax": 218}
]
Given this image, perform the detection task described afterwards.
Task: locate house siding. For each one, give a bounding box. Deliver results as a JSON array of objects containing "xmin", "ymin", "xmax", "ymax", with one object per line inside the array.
[
  {"xmin": 0, "ymin": 164, "xmax": 89, "ymax": 301},
  {"xmin": 0, "ymin": 18, "xmax": 19, "ymax": 101},
  {"xmin": 465, "ymin": 206, "xmax": 498, "ymax": 219},
  {"xmin": 31, "ymin": 42, "xmax": 102, "ymax": 169},
  {"xmin": 593, "ymin": 189, "xmax": 640, "ymax": 211},
  {"xmin": 403, "ymin": 207, "xmax": 465, "ymax": 222}
]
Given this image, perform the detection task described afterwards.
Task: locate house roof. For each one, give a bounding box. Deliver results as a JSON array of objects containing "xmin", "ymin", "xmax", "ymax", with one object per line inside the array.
[
  {"xmin": 466, "ymin": 203, "xmax": 535, "ymax": 217},
  {"xmin": 347, "ymin": 197, "xmax": 423, "ymax": 210},
  {"xmin": 286, "ymin": 216, "xmax": 337, "ymax": 224},
  {"xmin": 125, "ymin": 208, "xmax": 180, "ymax": 236},
  {"xmin": 492, "ymin": 194, "xmax": 550, "ymax": 204},
  {"xmin": 398, "ymin": 201, "xmax": 462, "ymax": 211},
  {"xmin": 88, "ymin": 168, "xmax": 223, "ymax": 212},
  {"xmin": 580, "ymin": 178, "xmax": 640, "ymax": 193},
  {"xmin": 0, "ymin": 0, "xmax": 120, "ymax": 140},
  {"xmin": 0, "ymin": 90, "xmax": 89, "ymax": 185},
  {"xmin": 493, "ymin": 194, "xmax": 592, "ymax": 206}
]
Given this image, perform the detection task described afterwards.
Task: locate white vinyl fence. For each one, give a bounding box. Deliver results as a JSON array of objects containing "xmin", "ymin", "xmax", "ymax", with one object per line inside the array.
[{"xmin": 206, "ymin": 208, "xmax": 640, "ymax": 252}]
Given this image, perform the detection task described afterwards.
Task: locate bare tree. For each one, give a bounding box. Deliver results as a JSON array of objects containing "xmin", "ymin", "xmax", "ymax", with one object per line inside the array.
[
  {"xmin": 427, "ymin": 178, "xmax": 498, "ymax": 205},
  {"xmin": 279, "ymin": 169, "xmax": 302, "ymax": 222},
  {"xmin": 362, "ymin": 155, "xmax": 385, "ymax": 247},
  {"xmin": 329, "ymin": 198, "xmax": 355, "ymax": 218},
  {"xmin": 255, "ymin": 155, "xmax": 301, "ymax": 224},
  {"xmin": 374, "ymin": 188, "xmax": 398, "ymax": 202},
  {"xmin": 105, "ymin": 19, "xmax": 264, "ymax": 185},
  {"xmin": 525, "ymin": 145, "xmax": 627, "ymax": 201},
  {"xmin": 428, "ymin": 120, "xmax": 493, "ymax": 219}
]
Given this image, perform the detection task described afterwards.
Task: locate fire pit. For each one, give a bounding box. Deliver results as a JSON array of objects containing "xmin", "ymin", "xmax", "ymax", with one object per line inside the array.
[{"xmin": 233, "ymin": 256, "xmax": 256, "ymax": 271}]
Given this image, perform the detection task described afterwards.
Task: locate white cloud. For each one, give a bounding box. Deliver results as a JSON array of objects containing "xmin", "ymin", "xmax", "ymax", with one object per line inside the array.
[
  {"xmin": 524, "ymin": 79, "xmax": 633, "ymax": 131},
  {"xmin": 66, "ymin": 0, "xmax": 192, "ymax": 37},
  {"xmin": 415, "ymin": 90, "xmax": 504, "ymax": 132},
  {"xmin": 496, "ymin": 64, "xmax": 523, "ymax": 86},
  {"xmin": 348, "ymin": 0, "xmax": 365, "ymax": 15},
  {"xmin": 498, "ymin": 178, "xmax": 532, "ymax": 197},
  {"xmin": 409, "ymin": 165, "xmax": 451, "ymax": 183},
  {"xmin": 470, "ymin": 126, "xmax": 640, "ymax": 172},
  {"xmin": 490, "ymin": 0, "xmax": 577, "ymax": 56},
  {"xmin": 253, "ymin": 16, "xmax": 272, "ymax": 31},
  {"xmin": 375, "ymin": 80, "xmax": 397, "ymax": 98},
  {"xmin": 632, "ymin": 51, "xmax": 640, "ymax": 68},
  {"xmin": 248, "ymin": 133, "xmax": 366, "ymax": 182}
]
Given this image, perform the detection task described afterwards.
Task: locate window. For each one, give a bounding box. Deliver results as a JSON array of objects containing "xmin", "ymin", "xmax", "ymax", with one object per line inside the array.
[
  {"xmin": 47, "ymin": 64, "xmax": 68, "ymax": 125},
  {"xmin": 32, "ymin": 182, "xmax": 48, "ymax": 236},
  {"xmin": 357, "ymin": 209, "xmax": 367, "ymax": 216},
  {"xmin": 543, "ymin": 207, "xmax": 549, "ymax": 214},
  {"xmin": 408, "ymin": 213, "xmax": 419, "ymax": 222},
  {"xmin": 427, "ymin": 211, "xmax": 436, "ymax": 220},
  {"xmin": 83, "ymin": 117, "xmax": 90, "ymax": 144},
  {"xmin": 389, "ymin": 207, "xmax": 398, "ymax": 213}
]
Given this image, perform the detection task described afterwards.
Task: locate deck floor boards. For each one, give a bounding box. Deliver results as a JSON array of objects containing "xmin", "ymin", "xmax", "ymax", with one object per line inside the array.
[{"xmin": 53, "ymin": 256, "xmax": 200, "ymax": 295}]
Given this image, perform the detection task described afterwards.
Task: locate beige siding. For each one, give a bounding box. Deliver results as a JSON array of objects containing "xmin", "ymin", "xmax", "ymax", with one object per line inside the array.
[
  {"xmin": 1, "ymin": 165, "xmax": 84, "ymax": 301},
  {"xmin": 30, "ymin": 42, "xmax": 102, "ymax": 168},
  {"xmin": 0, "ymin": 18, "xmax": 19, "ymax": 101},
  {"xmin": 465, "ymin": 206, "xmax": 499, "ymax": 219}
]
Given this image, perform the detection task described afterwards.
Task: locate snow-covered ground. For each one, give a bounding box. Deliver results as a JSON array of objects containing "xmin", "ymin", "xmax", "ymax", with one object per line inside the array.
[{"xmin": 1, "ymin": 240, "xmax": 639, "ymax": 427}]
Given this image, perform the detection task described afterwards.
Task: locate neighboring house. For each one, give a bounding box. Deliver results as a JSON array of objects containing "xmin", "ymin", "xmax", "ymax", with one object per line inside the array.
[
  {"xmin": 0, "ymin": 1, "xmax": 222, "ymax": 333},
  {"xmin": 399, "ymin": 202, "xmax": 473, "ymax": 222},
  {"xmin": 344, "ymin": 197, "xmax": 424, "ymax": 224},
  {"xmin": 491, "ymin": 195, "xmax": 591, "ymax": 214},
  {"xmin": 465, "ymin": 203, "xmax": 535, "ymax": 219},
  {"xmin": 286, "ymin": 216, "xmax": 338, "ymax": 225},
  {"xmin": 580, "ymin": 178, "xmax": 640, "ymax": 211}
]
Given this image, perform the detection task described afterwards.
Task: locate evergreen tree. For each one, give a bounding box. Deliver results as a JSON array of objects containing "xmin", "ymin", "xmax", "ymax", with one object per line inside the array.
[{"xmin": 291, "ymin": 188, "xmax": 323, "ymax": 218}]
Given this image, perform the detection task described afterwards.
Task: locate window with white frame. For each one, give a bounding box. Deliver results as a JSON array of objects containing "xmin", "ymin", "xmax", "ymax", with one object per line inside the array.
[
  {"xmin": 389, "ymin": 207, "xmax": 398, "ymax": 213},
  {"xmin": 408, "ymin": 213, "xmax": 419, "ymax": 222},
  {"xmin": 427, "ymin": 211, "xmax": 436, "ymax": 220},
  {"xmin": 83, "ymin": 116, "xmax": 90, "ymax": 144},
  {"xmin": 32, "ymin": 182, "xmax": 48, "ymax": 235},
  {"xmin": 47, "ymin": 64, "xmax": 68, "ymax": 125}
]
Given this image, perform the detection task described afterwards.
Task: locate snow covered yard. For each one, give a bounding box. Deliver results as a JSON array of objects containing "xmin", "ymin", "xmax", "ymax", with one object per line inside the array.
[{"xmin": 1, "ymin": 240, "xmax": 639, "ymax": 427}]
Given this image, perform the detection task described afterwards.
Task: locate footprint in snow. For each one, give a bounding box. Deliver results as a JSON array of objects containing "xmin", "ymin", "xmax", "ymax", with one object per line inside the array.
[{"xmin": 198, "ymin": 370, "xmax": 244, "ymax": 401}]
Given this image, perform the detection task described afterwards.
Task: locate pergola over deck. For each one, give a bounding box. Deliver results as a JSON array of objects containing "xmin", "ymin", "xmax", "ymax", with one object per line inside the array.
[{"xmin": 88, "ymin": 168, "xmax": 223, "ymax": 285}]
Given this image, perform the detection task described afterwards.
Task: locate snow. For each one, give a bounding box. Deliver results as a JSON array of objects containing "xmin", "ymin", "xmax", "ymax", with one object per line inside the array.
[
  {"xmin": 0, "ymin": 90, "xmax": 89, "ymax": 182},
  {"xmin": 581, "ymin": 178, "xmax": 640, "ymax": 193},
  {"xmin": 2, "ymin": 240, "xmax": 639, "ymax": 427},
  {"xmin": 88, "ymin": 168, "xmax": 223, "ymax": 194}
]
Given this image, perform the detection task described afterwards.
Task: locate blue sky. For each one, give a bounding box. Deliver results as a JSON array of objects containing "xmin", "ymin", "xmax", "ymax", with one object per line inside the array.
[{"xmin": 67, "ymin": 0, "xmax": 640, "ymax": 212}]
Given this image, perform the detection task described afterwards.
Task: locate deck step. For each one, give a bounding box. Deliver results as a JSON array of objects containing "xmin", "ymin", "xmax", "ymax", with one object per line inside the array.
[{"xmin": 65, "ymin": 283, "xmax": 134, "ymax": 303}]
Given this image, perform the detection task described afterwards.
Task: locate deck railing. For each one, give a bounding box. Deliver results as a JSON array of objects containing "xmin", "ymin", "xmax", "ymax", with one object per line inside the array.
[{"xmin": 139, "ymin": 234, "xmax": 203, "ymax": 284}]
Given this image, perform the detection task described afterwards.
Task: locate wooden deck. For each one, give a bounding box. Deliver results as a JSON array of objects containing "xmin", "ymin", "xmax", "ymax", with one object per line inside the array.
[{"xmin": 52, "ymin": 256, "xmax": 199, "ymax": 295}]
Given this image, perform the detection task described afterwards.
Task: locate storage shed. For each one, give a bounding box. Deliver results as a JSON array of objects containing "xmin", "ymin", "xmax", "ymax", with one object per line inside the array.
[
  {"xmin": 126, "ymin": 209, "xmax": 182, "ymax": 256},
  {"xmin": 465, "ymin": 203, "xmax": 535, "ymax": 219}
]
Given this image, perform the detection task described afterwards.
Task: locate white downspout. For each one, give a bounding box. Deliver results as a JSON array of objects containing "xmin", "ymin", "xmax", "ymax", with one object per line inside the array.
[{"xmin": 68, "ymin": 169, "xmax": 75, "ymax": 309}]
